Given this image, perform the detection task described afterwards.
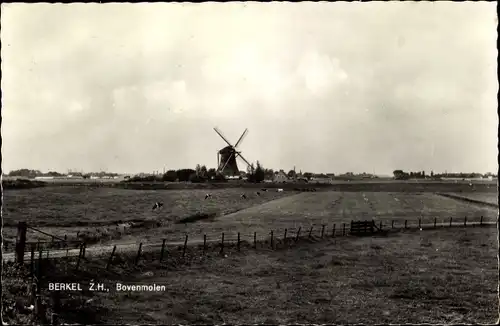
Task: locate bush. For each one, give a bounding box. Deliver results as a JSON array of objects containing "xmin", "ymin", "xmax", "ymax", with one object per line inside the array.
[
  {"xmin": 188, "ymin": 173, "xmax": 205, "ymax": 183},
  {"xmin": 162, "ymin": 170, "xmax": 178, "ymax": 182}
]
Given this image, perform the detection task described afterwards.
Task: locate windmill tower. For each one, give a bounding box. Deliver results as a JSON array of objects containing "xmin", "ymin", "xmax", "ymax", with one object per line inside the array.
[{"xmin": 213, "ymin": 127, "xmax": 253, "ymax": 176}]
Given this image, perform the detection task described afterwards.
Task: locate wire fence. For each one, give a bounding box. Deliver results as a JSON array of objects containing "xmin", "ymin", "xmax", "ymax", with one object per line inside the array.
[{"xmin": 3, "ymin": 215, "xmax": 497, "ymax": 325}]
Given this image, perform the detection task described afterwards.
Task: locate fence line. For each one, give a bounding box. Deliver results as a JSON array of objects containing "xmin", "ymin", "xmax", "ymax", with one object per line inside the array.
[{"xmin": 5, "ymin": 216, "xmax": 496, "ymax": 324}]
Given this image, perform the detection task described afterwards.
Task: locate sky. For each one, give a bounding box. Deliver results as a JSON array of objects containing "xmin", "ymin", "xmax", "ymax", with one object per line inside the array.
[{"xmin": 1, "ymin": 2, "xmax": 498, "ymax": 175}]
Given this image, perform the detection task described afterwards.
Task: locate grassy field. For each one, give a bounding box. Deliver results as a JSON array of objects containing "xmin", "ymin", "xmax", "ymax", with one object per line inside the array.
[
  {"xmin": 2, "ymin": 187, "xmax": 497, "ymax": 249},
  {"xmin": 446, "ymin": 192, "xmax": 498, "ymax": 206},
  {"xmin": 1, "ymin": 187, "xmax": 296, "ymax": 246},
  {"xmin": 2, "ymin": 183, "xmax": 498, "ymax": 324},
  {"xmin": 5, "ymin": 226, "xmax": 496, "ymax": 324}
]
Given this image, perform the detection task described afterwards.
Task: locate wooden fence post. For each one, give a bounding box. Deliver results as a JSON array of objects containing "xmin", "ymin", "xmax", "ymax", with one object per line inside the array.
[
  {"xmin": 296, "ymin": 227, "xmax": 301, "ymax": 241},
  {"xmin": 434, "ymin": 217, "xmax": 437, "ymax": 228},
  {"xmin": 30, "ymin": 282, "xmax": 37, "ymax": 306},
  {"xmin": 379, "ymin": 221, "xmax": 382, "ymax": 230},
  {"xmin": 30, "ymin": 245, "xmax": 35, "ymax": 277},
  {"xmin": 321, "ymin": 225, "xmax": 325, "ymax": 239},
  {"xmin": 270, "ymin": 230, "xmax": 274, "ymax": 249},
  {"xmin": 343, "ymin": 223, "xmax": 346, "ymax": 236},
  {"xmin": 75, "ymin": 246, "xmax": 82, "ymax": 271},
  {"xmin": 203, "ymin": 235, "xmax": 206, "ymax": 256},
  {"xmin": 284, "ymin": 229, "xmax": 287, "ymax": 242},
  {"xmin": 106, "ymin": 246, "xmax": 116, "ymax": 270},
  {"xmin": 135, "ymin": 243, "xmax": 142, "ymax": 265},
  {"xmin": 16, "ymin": 221, "xmax": 28, "ymax": 264},
  {"xmin": 160, "ymin": 239, "xmax": 167, "ymax": 262},
  {"xmin": 82, "ymin": 243, "xmax": 86, "ymax": 259},
  {"xmin": 36, "ymin": 252, "xmax": 42, "ymax": 305},
  {"xmin": 449, "ymin": 217, "xmax": 452, "ymax": 227},
  {"xmin": 480, "ymin": 216, "xmax": 483, "ymax": 225},
  {"xmin": 220, "ymin": 233, "xmax": 225, "ymax": 254},
  {"xmin": 51, "ymin": 313, "xmax": 59, "ymax": 326},
  {"xmin": 253, "ymin": 232, "xmax": 257, "ymax": 249},
  {"xmin": 418, "ymin": 218, "xmax": 421, "ymax": 229},
  {"xmin": 50, "ymin": 291, "xmax": 61, "ymax": 326},
  {"xmin": 308, "ymin": 226, "xmax": 313, "ymax": 238},
  {"xmin": 237, "ymin": 232, "xmax": 240, "ymax": 252},
  {"xmin": 464, "ymin": 216, "xmax": 467, "ymax": 227},
  {"xmin": 36, "ymin": 250, "xmax": 42, "ymax": 283},
  {"xmin": 391, "ymin": 220, "xmax": 394, "ymax": 229},
  {"xmin": 332, "ymin": 224, "xmax": 336, "ymax": 237},
  {"xmin": 183, "ymin": 234, "xmax": 188, "ymax": 258}
]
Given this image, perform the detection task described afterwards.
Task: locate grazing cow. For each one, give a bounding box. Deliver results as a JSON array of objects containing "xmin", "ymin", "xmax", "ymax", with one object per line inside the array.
[
  {"xmin": 261, "ymin": 188, "xmax": 268, "ymax": 192},
  {"xmin": 277, "ymin": 188, "xmax": 284, "ymax": 192},
  {"xmin": 152, "ymin": 202, "xmax": 164, "ymax": 211},
  {"xmin": 241, "ymin": 194, "xmax": 247, "ymax": 199},
  {"xmin": 205, "ymin": 193, "xmax": 212, "ymax": 200},
  {"xmin": 256, "ymin": 191, "xmax": 261, "ymax": 196}
]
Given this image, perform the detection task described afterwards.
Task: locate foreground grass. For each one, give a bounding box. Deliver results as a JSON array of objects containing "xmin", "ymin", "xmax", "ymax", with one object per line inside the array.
[{"xmin": 12, "ymin": 226, "xmax": 497, "ymax": 324}]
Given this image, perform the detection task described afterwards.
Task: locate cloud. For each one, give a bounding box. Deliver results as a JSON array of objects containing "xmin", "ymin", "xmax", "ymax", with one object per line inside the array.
[{"xmin": 1, "ymin": 2, "xmax": 497, "ymax": 174}]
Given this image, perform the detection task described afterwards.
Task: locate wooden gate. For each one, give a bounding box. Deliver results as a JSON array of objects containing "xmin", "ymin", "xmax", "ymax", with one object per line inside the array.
[{"xmin": 350, "ymin": 220, "xmax": 379, "ymax": 236}]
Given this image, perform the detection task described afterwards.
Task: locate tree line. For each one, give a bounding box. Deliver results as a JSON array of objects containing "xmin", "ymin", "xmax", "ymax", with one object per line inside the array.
[{"xmin": 393, "ymin": 170, "xmax": 496, "ymax": 180}]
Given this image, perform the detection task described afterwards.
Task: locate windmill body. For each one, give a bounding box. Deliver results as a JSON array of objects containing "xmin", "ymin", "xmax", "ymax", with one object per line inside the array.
[{"xmin": 214, "ymin": 127, "xmax": 253, "ymax": 177}]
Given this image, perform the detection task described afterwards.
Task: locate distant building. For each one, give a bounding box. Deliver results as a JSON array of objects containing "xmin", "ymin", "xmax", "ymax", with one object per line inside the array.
[
  {"xmin": 311, "ymin": 175, "xmax": 333, "ymax": 183},
  {"xmin": 273, "ymin": 171, "xmax": 289, "ymax": 183},
  {"xmin": 35, "ymin": 176, "xmax": 54, "ymax": 180}
]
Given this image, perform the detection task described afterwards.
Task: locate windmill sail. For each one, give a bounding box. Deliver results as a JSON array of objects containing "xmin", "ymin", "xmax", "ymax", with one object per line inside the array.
[{"xmin": 214, "ymin": 128, "xmax": 251, "ymax": 177}]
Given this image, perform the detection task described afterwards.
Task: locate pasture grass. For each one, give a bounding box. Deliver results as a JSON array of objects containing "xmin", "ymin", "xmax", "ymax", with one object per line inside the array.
[
  {"xmin": 3, "ymin": 188, "xmax": 497, "ymax": 251},
  {"xmin": 2, "ymin": 187, "xmax": 295, "ymax": 246},
  {"xmin": 13, "ymin": 226, "xmax": 497, "ymax": 324},
  {"xmin": 446, "ymin": 192, "xmax": 498, "ymax": 206}
]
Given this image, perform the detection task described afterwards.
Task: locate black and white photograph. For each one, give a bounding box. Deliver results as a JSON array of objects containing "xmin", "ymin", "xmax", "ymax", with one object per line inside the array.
[{"xmin": 1, "ymin": 2, "xmax": 498, "ymax": 325}]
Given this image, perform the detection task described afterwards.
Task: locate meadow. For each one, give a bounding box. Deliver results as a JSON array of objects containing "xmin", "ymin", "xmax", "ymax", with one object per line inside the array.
[
  {"xmin": 2, "ymin": 183, "xmax": 497, "ymax": 249},
  {"xmin": 1, "ymin": 181, "xmax": 498, "ymax": 324},
  {"xmin": 5, "ymin": 226, "xmax": 496, "ymax": 325}
]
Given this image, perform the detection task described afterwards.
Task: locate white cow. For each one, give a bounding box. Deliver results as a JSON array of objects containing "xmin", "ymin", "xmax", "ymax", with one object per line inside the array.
[
  {"xmin": 205, "ymin": 193, "xmax": 212, "ymax": 200},
  {"xmin": 277, "ymin": 188, "xmax": 284, "ymax": 192}
]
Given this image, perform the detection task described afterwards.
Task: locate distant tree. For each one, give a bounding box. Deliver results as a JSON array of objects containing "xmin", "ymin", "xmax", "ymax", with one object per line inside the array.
[
  {"xmin": 430, "ymin": 171, "xmax": 434, "ymax": 177},
  {"xmin": 207, "ymin": 168, "xmax": 217, "ymax": 180},
  {"xmin": 162, "ymin": 170, "xmax": 178, "ymax": 182},
  {"xmin": 177, "ymin": 169, "xmax": 196, "ymax": 182},
  {"xmin": 195, "ymin": 164, "xmax": 201, "ymax": 176},
  {"xmin": 287, "ymin": 170, "xmax": 296, "ymax": 179},
  {"xmin": 8, "ymin": 169, "xmax": 42, "ymax": 178},
  {"xmin": 254, "ymin": 161, "xmax": 265, "ymax": 183},
  {"xmin": 393, "ymin": 170, "xmax": 409, "ymax": 180},
  {"xmin": 303, "ymin": 172, "xmax": 313, "ymax": 180},
  {"xmin": 200, "ymin": 165, "xmax": 208, "ymax": 177},
  {"xmin": 189, "ymin": 173, "xmax": 204, "ymax": 183},
  {"xmin": 264, "ymin": 168, "xmax": 274, "ymax": 180},
  {"xmin": 247, "ymin": 163, "xmax": 256, "ymax": 182}
]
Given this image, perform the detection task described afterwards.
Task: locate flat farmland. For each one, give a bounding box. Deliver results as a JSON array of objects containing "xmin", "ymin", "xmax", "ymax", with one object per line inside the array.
[
  {"xmin": 445, "ymin": 192, "xmax": 498, "ymax": 206},
  {"xmin": 2, "ymin": 187, "xmax": 497, "ymax": 249},
  {"xmin": 207, "ymin": 192, "xmax": 498, "ymax": 241},
  {"xmin": 29, "ymin": 227, "xmax": 498, "ymax": 324},
  {"xmin": 1, "ymin": 187, "xmax": 296, "ymax": 245}
]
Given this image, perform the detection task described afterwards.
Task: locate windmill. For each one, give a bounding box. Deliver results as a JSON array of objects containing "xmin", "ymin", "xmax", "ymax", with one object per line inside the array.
[{"xmin": 214, "ymin": 127, "xmax": 253, "ymax": 176}]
